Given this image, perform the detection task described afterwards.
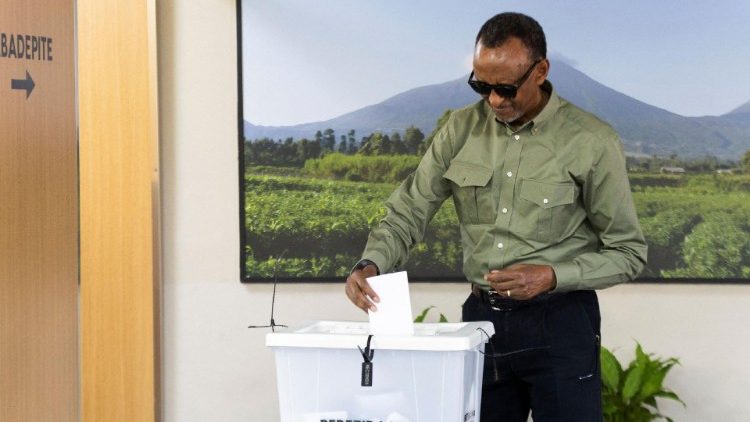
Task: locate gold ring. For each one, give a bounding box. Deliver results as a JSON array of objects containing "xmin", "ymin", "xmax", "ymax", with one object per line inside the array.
[{"xmin": 506, "ymin": 290, "xmax": 511, "ymax": 297}]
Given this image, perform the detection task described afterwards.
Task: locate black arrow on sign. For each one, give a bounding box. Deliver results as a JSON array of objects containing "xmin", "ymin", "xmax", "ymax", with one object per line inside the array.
[{"xmin": 11, "ymin": 70, "xmax": 36, "ymax": 99}]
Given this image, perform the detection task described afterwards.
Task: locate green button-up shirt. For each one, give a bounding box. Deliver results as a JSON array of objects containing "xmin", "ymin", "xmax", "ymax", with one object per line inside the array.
[{"xmin": 362, "ymin": 81, "xmax": 647, "ymax": 292}]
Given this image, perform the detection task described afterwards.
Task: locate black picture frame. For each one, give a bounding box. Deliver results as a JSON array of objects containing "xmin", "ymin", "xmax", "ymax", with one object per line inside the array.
[{"xmin": 237, "ymin": 1, "xmax": 750, "ymax": 285}]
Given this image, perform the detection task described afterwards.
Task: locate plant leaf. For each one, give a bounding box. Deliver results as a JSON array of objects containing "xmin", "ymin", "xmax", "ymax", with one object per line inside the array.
[
  {"xmin": 635, "ymin": 342, "xmax": 648, "ymax": 366},
  {"xmin": 414, "ymin": 306, "xmax": 434, "ymax": 323},
  {"xmin": 655, "ymin": 390, "xmax": 687, "ymax": 407},
  {"xmin": 639, "ymin": 359, "xmax": 678, "ymax": 400},
  {"xmin": 439, "ymin": 313, "xmax": 448, "ymax": 323},
  {"xmin": 622, "ymin": 358, "xmax": 646, "ymax": 402},
  {"xmin": 600, "ymin": 346, "xmax": 622, "ymax": 391},
  {"xmin": 602, "ymin": 401, "xmax": 618, "ymax": 415},
  {"xmin": 601, "ymin": 343, "xmax": 683, "ymax": 421}
]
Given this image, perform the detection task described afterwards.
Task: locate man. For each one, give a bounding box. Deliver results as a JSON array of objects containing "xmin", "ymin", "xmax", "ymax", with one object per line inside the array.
[{"xmin": 345, "ymin": 12, "xmax": 647, "ymax": 421}]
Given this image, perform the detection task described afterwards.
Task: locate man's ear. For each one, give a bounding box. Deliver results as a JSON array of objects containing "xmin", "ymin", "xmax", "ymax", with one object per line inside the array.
[{"xmin": 534, "ymin": 58, "xmax": 550, "ymax": 85}]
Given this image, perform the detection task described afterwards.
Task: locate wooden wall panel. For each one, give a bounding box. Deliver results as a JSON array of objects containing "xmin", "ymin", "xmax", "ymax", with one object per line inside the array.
[
  {"xmin": 78, "ymin": 0, "xmax": 161, "ymax": 420},
  {"xmin": 0, "ymin": 1, "xmax": 78, "ymax": 421}
]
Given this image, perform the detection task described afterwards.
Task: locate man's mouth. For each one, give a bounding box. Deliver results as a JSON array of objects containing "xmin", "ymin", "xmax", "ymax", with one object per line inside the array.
[{"xmin": 494, "ymin": 106, "xmax": 514, "ymax": 115}]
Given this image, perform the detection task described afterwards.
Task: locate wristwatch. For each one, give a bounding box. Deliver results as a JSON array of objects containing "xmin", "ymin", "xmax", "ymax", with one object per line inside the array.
[{"xmin": 350, "ymin": 258, "xmax": 380, "ymax": 275}]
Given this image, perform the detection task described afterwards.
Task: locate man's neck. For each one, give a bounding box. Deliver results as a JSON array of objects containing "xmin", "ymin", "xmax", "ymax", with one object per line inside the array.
[{"xmin": 509, "ymin": 87, "xmax": 550, "ymax": 130}]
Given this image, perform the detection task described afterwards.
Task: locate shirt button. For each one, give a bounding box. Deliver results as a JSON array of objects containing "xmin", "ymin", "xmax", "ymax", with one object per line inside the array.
[
  {"xmin": 543, "ymin": 198, "xmax": 549, "ymax": 204},
  {"xmin": 506, "ymin": 171, "xmax": 513, "ymax": 177},
  {"xmin": 502, "ymin": 207, "xmax": 508, "ymax": 214},
  {"xmin": 497, "ymin": 242, "xmax": 504, "ymax": 249},
  {"xmin": 514, "ymin": 134, "xmax": 520, "ymax": 140}
]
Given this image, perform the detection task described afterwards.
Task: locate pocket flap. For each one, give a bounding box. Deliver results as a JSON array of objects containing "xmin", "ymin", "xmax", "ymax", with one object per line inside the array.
[
  {"xmin": 520, "ymin": 179, "xmax": 575, "ymax": 208},
  {"xmin": 443, "ymin": 161, "xmax": 492, "ymax": 187}
]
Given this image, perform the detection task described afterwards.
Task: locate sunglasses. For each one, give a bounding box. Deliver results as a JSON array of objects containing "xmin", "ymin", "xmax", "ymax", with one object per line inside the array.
[{"xmin": 467, "ymin": 60, "xmax": 541, "ymax": 99}]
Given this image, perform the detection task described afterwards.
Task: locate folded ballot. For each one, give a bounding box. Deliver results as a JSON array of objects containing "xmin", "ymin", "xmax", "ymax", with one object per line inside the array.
[{"xmin": 366, "ymin": 271, "xmax": 414, "ymax": 336}]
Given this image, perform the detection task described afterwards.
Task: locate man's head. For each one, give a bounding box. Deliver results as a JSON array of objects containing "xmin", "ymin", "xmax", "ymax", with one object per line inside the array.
[
  {"xmin": 471, "ymin": 13, "xmax": 550, "ymax": 125},
  {"xmin": 475, "ymin": 12, "xmax": 547, "ymax": 61}
]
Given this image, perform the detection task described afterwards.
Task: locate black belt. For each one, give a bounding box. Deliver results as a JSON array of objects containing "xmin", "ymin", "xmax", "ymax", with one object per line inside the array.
[{"xmin": 471, "ymin": 283, "xmax": 557, "ymax": 311}]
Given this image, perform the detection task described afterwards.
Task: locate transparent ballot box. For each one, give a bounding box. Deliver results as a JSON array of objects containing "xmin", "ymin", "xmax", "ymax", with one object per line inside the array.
[{"xmin": 266, "ymin": 320, "xmax": 494, "ymax": 422}]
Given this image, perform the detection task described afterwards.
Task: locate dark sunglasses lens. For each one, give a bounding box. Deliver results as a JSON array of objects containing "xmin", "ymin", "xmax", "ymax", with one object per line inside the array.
[
  {"xmin": 495, "ymin": 85, "xmax": 517, "ymax": 98},
  {"xmin": 468, "ymin": 80, "xmax": 490, "ymax": 95},
  {"xmin": 468, "ymin": 80, "xmax": 517, "ymax": 98}
]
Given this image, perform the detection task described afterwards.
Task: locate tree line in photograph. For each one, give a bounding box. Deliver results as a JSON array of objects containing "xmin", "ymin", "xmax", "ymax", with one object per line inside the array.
[{"xmin": 244, "ymin": 111, "xmax": 453, "ymax": 167}]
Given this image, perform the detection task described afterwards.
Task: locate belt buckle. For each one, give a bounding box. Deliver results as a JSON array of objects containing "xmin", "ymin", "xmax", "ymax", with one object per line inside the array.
[{"xmin": 487, "ymin": 288, "xmax": 511, "ymax": 311}]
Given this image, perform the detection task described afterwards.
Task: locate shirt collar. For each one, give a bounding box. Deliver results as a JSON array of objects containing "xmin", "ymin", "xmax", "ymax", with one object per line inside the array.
[
  {"xmin": 529, "ymin": 80, "xmax": 560, "ymax": 129},
  {"xmin": 486, "ymin": 80, "xmax": 561, "ymax": 134}
]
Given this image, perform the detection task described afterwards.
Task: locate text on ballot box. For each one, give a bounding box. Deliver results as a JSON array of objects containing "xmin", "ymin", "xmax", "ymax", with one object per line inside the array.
[{"xmin": 266, "ymin": 320, "xmax": 495, "ymax": 422}]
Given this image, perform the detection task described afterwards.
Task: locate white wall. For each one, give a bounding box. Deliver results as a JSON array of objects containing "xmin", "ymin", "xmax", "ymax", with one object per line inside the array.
[{"xmin": 158, "ymin": 1, "xmax": 750, "ymax": 421}]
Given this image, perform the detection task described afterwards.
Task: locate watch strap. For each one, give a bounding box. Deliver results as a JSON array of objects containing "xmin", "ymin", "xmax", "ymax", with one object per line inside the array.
[{"xmin": 351, "ymin": 258, "xmax": 380, "ymax": 275}]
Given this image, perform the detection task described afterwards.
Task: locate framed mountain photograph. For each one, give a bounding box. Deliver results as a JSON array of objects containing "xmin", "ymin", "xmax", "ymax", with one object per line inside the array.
[{"xmin": 238, "ymin": 1, "xmax": 750, "ymax": 283}]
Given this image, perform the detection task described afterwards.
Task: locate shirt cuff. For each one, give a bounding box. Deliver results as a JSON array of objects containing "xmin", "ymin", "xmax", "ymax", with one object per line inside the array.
[
  {"xmin": 550, "ymin": 261, "xmax": 581, "ymax": 293},
  {"xmin": 362, "ymin": 251, "xmax": 389, "ymax": 275}
]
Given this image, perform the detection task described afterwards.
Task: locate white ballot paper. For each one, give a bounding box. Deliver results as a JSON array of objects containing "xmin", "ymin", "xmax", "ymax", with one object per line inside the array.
[{"xmin": 366, "ymin": 271, "xmax": 414, "ymax": 336}]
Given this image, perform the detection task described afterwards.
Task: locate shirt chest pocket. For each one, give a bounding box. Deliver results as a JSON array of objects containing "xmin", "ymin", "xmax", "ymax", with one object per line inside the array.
[
  {"xmin": 518, "ymin": 179, "xmax": 577, "ymax": 242},
  {"xmin": 443, "ymin": 161, "xmax": 494, "ymax": 224}
]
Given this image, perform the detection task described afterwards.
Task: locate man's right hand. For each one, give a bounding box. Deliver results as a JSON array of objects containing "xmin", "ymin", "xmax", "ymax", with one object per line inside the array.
[{"xmin": 345, "ymin": 264, "xmax": 380, "ymax": 313}]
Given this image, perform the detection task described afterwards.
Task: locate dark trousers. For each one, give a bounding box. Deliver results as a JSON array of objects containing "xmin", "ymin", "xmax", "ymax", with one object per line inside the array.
[{"xmin": 462, "ymin": 290, "xmax": 603, "ymax": 422}]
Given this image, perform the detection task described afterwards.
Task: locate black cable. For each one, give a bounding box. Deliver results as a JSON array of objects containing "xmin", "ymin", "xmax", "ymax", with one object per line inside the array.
[
  {"xmin": 248, "ymin": 250, "xmax": 288, "ymax": 332},
  {"xmin": 357, "ymin": 334, "xmax": 375, "ymax": 362},
  {"xmin": 475, "ymin": 327, "xmax": 550, "ymax": 358},
  {"xmin": 476, "ymin": 327, "xmax": 499, "ymax": 382},
  {"xmin": 475, "ymin": 327, "xmax": 550, "ymax": 383}
]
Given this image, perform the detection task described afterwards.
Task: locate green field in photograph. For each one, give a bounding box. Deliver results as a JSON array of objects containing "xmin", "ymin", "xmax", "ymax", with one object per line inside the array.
[{"xmin": 245, "ymin": 168, "xmax": 750, "ymax": 280}]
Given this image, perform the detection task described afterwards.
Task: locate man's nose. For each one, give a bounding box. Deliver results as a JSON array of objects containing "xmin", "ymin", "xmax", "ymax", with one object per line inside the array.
[{"xmin": 488, "ymin": 90, "xmax": 507, "ymax": 108}]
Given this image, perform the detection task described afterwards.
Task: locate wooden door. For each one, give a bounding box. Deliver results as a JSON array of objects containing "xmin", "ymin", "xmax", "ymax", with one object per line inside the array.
[
  {"xmin": 0, "ymin": 1, "xmax": 79, "ymax": 421},
  {"xmin": 78, "ymin": 1, "xmax": 161, "ymax": 420}
]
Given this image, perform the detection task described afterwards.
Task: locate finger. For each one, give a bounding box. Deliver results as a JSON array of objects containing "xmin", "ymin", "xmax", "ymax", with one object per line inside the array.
[
  {"xmin": 356, "ymin": 295, "xmax": 374, "ymax": 313},
  {"xmin": 357, "ymin": 266, "xmax": 381, "ymax": 302},
  {"xmin": 345, "ymin": 277, "xmax": 373, "ymax": 313},
  {"xmin": 352, "ymin": 289, "xmax": 373, "ymax": 313},
  {"xmin": 490, "ymin": 279, "xmax": 521, "ymax": 293},
  {"xmin": 344, "ymin": 280, "xmax": 360, "ymax": 304},
  {"xmin": 357, "ymin": 277, "xmax": 380, "ymax": 304},
  {"xmin": 484, "ymin": 270, "xmax": 516, "ymax": 283},
  {"xmin": 348, "ymin": 274, "xmax": 379, "ymax": 312},
  {"xmin": 352, "ymin": 268, "xmax": 380, "ymax": 302},
  {"xmin": 497, "ymin": 281, "xmax": 536, "ymax": 300},
  {"xmin": 486, "ymin": 270, "xmax": 519, "ymax": 286}
]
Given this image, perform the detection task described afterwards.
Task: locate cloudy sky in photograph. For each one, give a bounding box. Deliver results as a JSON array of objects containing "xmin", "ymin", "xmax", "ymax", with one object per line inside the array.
[{"xmin": 243, "ymin": 0, "xmax": 750, "ymax": 125}]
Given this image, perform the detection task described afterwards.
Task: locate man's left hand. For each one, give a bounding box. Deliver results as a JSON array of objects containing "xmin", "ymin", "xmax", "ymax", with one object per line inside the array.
[{"xmin": 484, "ymin": 264, "xmax": 557, "ymax": 300}]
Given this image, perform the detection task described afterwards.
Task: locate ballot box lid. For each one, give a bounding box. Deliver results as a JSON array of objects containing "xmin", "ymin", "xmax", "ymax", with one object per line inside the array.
[{"xmin": 265, "ymin": 320, "xmax": 495, "ymax": 351}]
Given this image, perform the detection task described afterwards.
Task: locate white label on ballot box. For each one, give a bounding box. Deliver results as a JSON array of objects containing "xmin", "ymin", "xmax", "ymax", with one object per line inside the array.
[
  {"xmin": 302, "ymin": 411, "xmax": 347, "ymax": 422},
  {"xmin": 366, "ymin": 271, "xmax": 414, "ymax": 336}
]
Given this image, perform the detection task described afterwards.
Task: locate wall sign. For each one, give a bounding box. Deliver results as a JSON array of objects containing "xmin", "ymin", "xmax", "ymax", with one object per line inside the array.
[
  {"xmin": 1, "ymin": 32, "xmax": 54, "ymax": 61},
  {"xmin": 1, "ymin": 32, "xmax": 54, "ymax": 99},
  {"xmin": 0, "ymin": 1, "xmax": 78, "ymax": 420}
]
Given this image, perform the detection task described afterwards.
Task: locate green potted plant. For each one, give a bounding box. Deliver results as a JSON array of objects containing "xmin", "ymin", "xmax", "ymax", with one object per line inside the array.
[
  {"xmin": 600, "ymin": 343, "xmax": 685, "ymax": 422},
  {"xmin": 414, "ymin": 305, "xmax": 448, "ymax": 323}
]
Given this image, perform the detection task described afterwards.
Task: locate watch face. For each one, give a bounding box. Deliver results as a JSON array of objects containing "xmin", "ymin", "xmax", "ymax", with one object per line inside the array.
[{"xmin": 356, "ymin": 259, "xmax": 379, "ymax": 274}]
